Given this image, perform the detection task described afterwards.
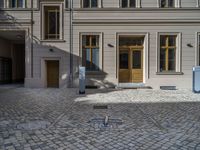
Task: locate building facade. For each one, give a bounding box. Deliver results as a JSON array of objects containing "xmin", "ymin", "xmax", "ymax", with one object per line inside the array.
[{"xmin": 0, "ymin": 0, "xmax": 200, "ymax": 89}]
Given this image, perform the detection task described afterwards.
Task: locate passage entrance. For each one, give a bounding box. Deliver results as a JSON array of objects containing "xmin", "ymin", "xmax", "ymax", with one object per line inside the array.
[{"xmin": 119, "ymin": 36, "xmax": 144, "ymax": 83}]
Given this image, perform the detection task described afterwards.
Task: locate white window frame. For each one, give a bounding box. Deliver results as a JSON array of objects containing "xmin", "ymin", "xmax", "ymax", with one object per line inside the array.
[
  {"xmin": 41, "ymin": 2, "xmax": 63, "ymax": 41},
  {"xmin": 197, "ymin": 0, "xmax": 200, "ymax": 7},
  {"xmin": 79, "ymin": 32, "xmax": 103, "ymax": 72},
  {"xmin": 157, "ymin": 32, "xmax": 182, "ymax": 73},
  {"xmin": 81, "ymin": 0, "xmax": 102, "ymax": 8},
  {"xmin": 120, "ymin": 0, "xmax": 141, "ymax": 8},
  {"xmin": 158, "ymin": 0, "xmax": 180, "ymax": 8}
]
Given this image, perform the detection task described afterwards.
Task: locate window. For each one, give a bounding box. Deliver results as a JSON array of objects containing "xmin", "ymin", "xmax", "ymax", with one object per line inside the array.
[
  {"xmin": 9, "ymin": 0, "xmax": 25, "ymax": 8},
  {"xmin": 121, "ymin": 0, "xmax": 136, "ymax": 8},
  {"xmin": 82, "ymin": 35, "xmax": 100, "ymax": 71},
  {"xmin": 43, "ymin": 6, "xmax": 60, "ymax": 40},
  {"xmin": 160, "ymin": 0, "xmax": 175, "ymax": 7},
  {"xmin": 159, "ymin": 35, "xmax": 177, "ymax": 72},
  {"xmin": 82, "ymin": 0, "xmax": 98, "ymax": 8},
  {"xmin": 65, "ymin": 0, "xmax": 68, "ymax": 8}
]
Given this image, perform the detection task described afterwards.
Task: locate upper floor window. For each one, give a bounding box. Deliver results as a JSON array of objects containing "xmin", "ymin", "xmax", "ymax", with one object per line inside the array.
[
  {"xmin": 160, "ymin": 0, "xmax": 175, "ymax": 8},
  {"xmin": 9, "ymin": 0, "xmax": 26, "ymax": 8},
  {"xmin": 82, "ymin": 0, "xmax": 98, "ymax": 8},
  {"xmin": 42, "ymin": 5, "xmax": 63, "ymax": 40},
  {"xmin": 121, "ymin": 0, "xmax": 136, "ymax": 8}
]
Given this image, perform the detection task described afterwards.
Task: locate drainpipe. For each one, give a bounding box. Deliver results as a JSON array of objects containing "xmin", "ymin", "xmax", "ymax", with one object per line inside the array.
[
  {"xmin": 31, "ymin": 0, "xmax": 33, "ymax": 78},
  {"xmin": 69, "ymin": 0, "xmax": 73, "ymax": 87}
]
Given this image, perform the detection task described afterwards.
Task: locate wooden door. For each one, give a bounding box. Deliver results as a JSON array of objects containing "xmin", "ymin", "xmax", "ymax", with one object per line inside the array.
[
  {"xmin": 119, "ymin": 49, "xmax": 130, "ymax": 83},
  {"xmin": 47, "ymin": 61, "xmax": 59, "ymax": 88},
  {"xmin": 131, "ymin": 49, "xmax": 143, "ymax": 83}
]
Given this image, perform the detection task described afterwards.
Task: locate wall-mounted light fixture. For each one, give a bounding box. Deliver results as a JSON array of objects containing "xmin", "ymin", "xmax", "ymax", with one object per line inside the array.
[
  {"xmin": 187, "ymin": 43, "xmax": 193, "ymax": 48},
  {"xmin": 107, "ymin": 44, "xmax": 114, "ymax": 48},
  {"xmin": 49, "ymin": 48, "xmax": 54, "ymax": 52}
]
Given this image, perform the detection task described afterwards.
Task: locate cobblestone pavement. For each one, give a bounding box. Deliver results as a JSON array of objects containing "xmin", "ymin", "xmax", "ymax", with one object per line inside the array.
[{"xmin": 0, "ymin": 86, "xmax": 200, "ymax": 150}]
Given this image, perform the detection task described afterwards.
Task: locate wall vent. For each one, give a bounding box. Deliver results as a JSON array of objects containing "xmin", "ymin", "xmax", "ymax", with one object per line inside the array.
[{"xmin": 160, "ymin": 86, "xmax": 176, "ymax": 90}]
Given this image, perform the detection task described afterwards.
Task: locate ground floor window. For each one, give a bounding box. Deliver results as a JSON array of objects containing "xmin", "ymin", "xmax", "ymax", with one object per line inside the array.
[
  {"xmin": 82, "ymin": 35, "xmax": 100, "ymax": 71},
  {"xmin": 158, "ymin": 33, "xmax": 181, "ymax": 73}
]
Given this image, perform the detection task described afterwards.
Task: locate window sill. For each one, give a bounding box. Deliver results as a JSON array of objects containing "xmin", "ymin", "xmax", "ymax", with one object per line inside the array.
[
  {"xmin": 40, "ymin": 40, "xmax": 66, "ymax": 43},
  {"xmin": 156, "ymin": 72, "xmax": 184, "ymax": 75}
]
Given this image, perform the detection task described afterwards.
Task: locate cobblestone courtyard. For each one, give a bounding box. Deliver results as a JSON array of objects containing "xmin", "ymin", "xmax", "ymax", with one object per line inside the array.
[{"xmin": 0, "ymin": 86, "xmax": 200, "ymax": 150}]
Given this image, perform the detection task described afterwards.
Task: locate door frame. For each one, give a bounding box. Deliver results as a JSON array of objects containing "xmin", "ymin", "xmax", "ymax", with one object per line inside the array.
[
  {"xmin": 41, "ymin": 57, "xmax": 61, "ymax": 88},
  {"xmin": 117, "ymin": 32, "xmax": 149, "ymax": 84}
]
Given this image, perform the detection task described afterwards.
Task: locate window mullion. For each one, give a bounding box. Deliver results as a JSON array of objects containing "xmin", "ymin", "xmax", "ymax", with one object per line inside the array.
[
  {"xmin": 166, "ymin": 36, "xmax": 169, "ymax": 71},
  {"xmin": 90, "ymin": 36, "xmax": 92, "ymax": 68}
]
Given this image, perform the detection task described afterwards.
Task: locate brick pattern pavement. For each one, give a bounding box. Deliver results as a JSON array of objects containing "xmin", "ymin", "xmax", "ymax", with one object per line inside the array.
[{"xmin": 0, "ymin": 86, "xmax": 200, "ymax": 150}]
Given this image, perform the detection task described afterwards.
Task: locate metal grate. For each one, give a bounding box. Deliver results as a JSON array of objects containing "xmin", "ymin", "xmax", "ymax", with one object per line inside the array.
[
  {"xmin": 93, "ymin": 105, "xmax": 108, "ymax": 109},
  {"xmin": 160, "ymin": 86, "xmax": 176, "ymax": 90}
]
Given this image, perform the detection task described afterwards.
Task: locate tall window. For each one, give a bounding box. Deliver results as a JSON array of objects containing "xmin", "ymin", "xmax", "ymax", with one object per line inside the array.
[
  {"xmin": 82, "ymin": 35, "xmax": 100, "ymax": 71},
  {"xmin": 121, "ymin": 0, "xmax": 136, "ymax": 8},
  {"xmin": 44, "ymin": 6, "xmax": 60, "ymax": 40},
  {"xmin": 10, "ymin": 0, "xmax": 25, "ymax": 8},
  {"xmin": 82, "ymin": 0, "xmax": 98, "ymax": 8},
  {"xmin": 160, "ymin": 0, "xmax": 175, "ymax": 8},
  {"xmin": 160, "ymin": 35, "xmax": 177, "ymax": 72}
]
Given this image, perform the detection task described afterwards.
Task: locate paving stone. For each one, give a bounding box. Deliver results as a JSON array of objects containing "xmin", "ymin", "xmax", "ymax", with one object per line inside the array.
[{"xmin": 0, "ymin": 87, "xmax": 200, "ymax": 149}]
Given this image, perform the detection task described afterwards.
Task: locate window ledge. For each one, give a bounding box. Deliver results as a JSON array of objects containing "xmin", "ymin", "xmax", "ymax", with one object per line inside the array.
[
  {"xmin": 156, "ymin": 72, "xmax": 184, "ymax": 75},
  {"xmin": 40, "ymin": 40, "xmax": 66, "ymax": 43}
]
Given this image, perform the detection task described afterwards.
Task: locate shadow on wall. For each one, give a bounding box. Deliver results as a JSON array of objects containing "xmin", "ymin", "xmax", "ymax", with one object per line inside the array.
[{"xmin": 0, "ymin": 9, "xmax": 114, "ymax": 88}]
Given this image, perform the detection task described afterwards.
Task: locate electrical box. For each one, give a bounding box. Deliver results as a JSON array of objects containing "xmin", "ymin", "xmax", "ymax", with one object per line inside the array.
[
  {"xmin": 79, "ymin": 66, "xmax": 85, "ymax": 94},
  {"xmin": 193, "ymin": 66, "xmax": 200, "ymax": 93}
]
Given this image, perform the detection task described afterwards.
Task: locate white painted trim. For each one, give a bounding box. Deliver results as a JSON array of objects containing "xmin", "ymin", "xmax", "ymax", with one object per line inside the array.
[
  {"xmin": 197, "ymin": 0, "xmax": 200, "ymax": 7},
  {"xmin": 79, "ymin": 32, "xmax": 103, "ymax": 71},
  {"xmin": 116, "ymin": 32, "xmax": 149, "ymax": 84},
  {"xmin": 157, "ymin": 32, "xmax": 182, "ymax": 73}
]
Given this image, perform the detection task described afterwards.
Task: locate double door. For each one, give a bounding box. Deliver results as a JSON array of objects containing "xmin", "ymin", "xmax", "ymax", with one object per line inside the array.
[{"xmin": 119, "ymin": 48, "xmax": 143, "ymax": 83}]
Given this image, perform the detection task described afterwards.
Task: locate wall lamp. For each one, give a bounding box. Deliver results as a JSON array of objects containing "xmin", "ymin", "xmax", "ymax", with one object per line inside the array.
[
  {"xmin": 49, "ymin": 48, "xmax": 54, "ymax": 52},
  {"xmin": 107, "ymin": 44, "xmax": 114, "ymax": 48},
  {"xmin": 187, "ymin": 43, "xmax": 193, "ymax": 48}
]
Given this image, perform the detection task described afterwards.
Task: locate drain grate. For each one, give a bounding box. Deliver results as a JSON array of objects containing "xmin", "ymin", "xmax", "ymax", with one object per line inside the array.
[
  {"xmin": 93, "ymin": 105, "xmax": 108, "ymax": 109},
  {"xmin": 160, "ymin": 86, "xmax": 177, "ymax": 90}
]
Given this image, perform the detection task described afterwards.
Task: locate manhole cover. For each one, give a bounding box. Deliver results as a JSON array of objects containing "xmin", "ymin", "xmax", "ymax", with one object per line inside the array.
[
  {"xmin": 17, "ymin": 121, "xmax": 50, "ymax": 130},
  {"xmin": 88, "ymin": 116, "xmax": 123, "ymax": 130}
]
